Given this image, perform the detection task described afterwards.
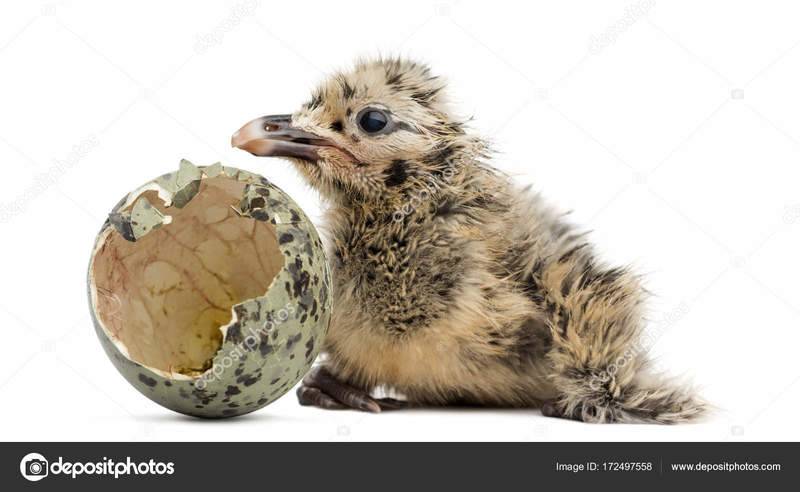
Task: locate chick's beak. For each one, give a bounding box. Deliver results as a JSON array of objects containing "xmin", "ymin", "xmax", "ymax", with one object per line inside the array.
[{"xmin": 231, "ymin": 114, "xmax": 333, "ymax": 161}]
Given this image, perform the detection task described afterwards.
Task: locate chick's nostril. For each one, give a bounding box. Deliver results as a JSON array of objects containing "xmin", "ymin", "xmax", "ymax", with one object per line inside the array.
[{"xmin": 259, "ymin": 114, "xmax": 294, "ymax": 133}]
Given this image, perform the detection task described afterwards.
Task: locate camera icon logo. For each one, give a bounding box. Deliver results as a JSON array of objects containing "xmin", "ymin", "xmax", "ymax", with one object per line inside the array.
[{"xmin": 20, "ymin": 453, "xmax": 48, "ymax": 481}]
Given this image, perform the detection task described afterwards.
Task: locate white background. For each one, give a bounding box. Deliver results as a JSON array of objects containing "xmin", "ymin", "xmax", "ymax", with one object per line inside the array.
[{"xmin": 1, "ymin": 0, "xmax": 798, "ymax": 442}]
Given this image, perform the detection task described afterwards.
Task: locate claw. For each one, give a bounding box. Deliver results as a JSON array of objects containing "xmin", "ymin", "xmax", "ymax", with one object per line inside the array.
[
  {"xmin": 541, "ymin": 400, "xmax": 583, "ymax": 421},
  {"xmin": 297, "ymin": 386, "xmax": 347, "ymax": 410},
  {"xmin": 299, "ymin": 366, "xmax": 382, "ymax": 413},
  {"xmin": 541, "ymin": 401, "xmax": 561, "ymax": 418},
  {"xmin": 376, "ymin": 398, "xmax": 408, "ymax": 411}
]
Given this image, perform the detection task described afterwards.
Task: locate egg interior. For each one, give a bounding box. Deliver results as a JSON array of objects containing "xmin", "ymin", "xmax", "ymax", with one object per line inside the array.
[{"xmin": 89, "ymin": 176, "xmax": 284, "ymax": 377}]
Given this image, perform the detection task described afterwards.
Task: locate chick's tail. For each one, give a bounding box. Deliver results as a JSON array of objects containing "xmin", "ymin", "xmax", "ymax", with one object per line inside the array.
[
  {"xmin": 546, "ymin": 350, "xmax": 709, "ymax": 424},
  {"xmin": 528, "ymin": 238, "xmax": 708, "ymax": 424}
]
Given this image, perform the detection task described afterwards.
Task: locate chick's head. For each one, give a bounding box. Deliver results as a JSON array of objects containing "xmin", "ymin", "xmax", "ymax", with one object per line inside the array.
[{"xmin": 233, "ymin": 58, "xmax": 483, "ymax": 205}]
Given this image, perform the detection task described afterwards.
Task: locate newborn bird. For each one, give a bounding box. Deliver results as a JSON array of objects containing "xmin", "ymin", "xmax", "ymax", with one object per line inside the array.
[{"xmin": 232, "ymin": 58, "xmax": 705, "ymax": 423}]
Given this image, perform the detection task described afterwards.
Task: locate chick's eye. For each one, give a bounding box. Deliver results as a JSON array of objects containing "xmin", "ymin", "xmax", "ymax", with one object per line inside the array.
[{"xmin": 358, "ymin": 110, "xmax": 388, "ymax": 133}]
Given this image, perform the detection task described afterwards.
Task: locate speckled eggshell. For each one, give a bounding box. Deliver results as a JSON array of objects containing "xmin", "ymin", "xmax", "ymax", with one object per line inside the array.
[{"xmin": 87, "ymin": 160, "xmax": 331, "ymax": 418}]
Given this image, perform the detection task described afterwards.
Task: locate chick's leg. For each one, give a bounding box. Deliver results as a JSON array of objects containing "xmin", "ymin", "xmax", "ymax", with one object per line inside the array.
[
  {"xmin": 296, "ymin": 366, "xmax": 406, "ymax": 412},
  {"xmin": 531, "ymin": 244, "xmax": 706, "ymax": 424}
]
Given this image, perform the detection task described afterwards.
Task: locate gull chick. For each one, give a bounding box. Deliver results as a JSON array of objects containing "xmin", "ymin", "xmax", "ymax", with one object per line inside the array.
[{"xmin": 232, "ymin": 57, "xmax": 706, "ymax": 423}]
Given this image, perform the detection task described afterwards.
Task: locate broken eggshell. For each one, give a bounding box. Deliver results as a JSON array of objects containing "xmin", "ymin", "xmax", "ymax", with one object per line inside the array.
[{"xmin": 87, "ymin": 160, "xmax": 330, "ymax": 418}]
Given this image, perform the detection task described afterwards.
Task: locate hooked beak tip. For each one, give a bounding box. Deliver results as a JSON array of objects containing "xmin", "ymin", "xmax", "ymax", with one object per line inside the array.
[{"xmin": 232, "ymin": 114, "xmax": 330, "ymax": 161}]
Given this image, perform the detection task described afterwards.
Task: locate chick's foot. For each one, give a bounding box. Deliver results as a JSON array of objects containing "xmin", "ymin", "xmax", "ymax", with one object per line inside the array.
[{"xmin": 296, "ymin": 366, "xmax": 406, "ymax": 413}]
